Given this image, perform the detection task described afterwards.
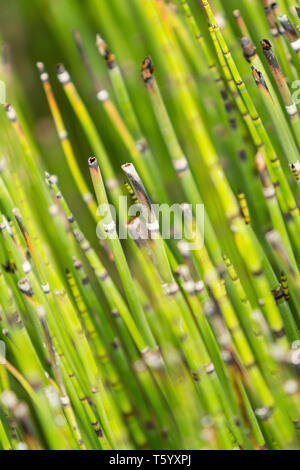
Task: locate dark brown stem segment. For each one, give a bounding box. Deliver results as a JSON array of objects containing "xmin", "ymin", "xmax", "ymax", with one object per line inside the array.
[
  {"xmin": 279, "ymin": 15, "xmax": 298, "ymax": 42},
  {"xmin": 261, "ymin": 39, "xmax": 295, "ymax": 111},
  {"xmin": 141, "ymin": 56, "xmax": 155, "ymax": 91},
  {"xmin": 278, "ymin": 15, "xmax": 300, "ymax": 55},
  {"xmin": 251, "ymin": 66, "xmax": 272, "ymax": 101},
  {"xmin": 240, "ymin": 37, "xmax": 256, "ymax": 63}
]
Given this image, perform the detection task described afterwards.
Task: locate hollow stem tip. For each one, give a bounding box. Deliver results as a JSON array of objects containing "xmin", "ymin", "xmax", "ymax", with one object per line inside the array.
[
  {"xmin": 88, "ymin": 156, "xmax": 99, "ymax": 170},
  {"xmin": 121, "ymin": 163, "xmax": 151, "ymax": 211},
  {"xmin": 141, "ymin": 56, "xmax": 154, "ymax": 88}
]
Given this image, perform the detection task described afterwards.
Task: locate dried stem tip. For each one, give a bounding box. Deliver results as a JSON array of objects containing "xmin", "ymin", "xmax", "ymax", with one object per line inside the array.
[
  {"xmin": 141, "ymin": 56, "xmax": 154, "ymax": 89},
  {"xmin": 251, "ymin": 66, "xmax": 269, "ymax": 92},
  {"xmin": 261, "ymin": 39, "xmax": 296, "ymax": 111},
  {"xmin": 261, "ymin": 39, "xmax": 281, "ymax": 71},
  {"xmin": 261, "ymin": 38, "xmax": 272, "ymax": 52},
  {"xmin": 96, "ymin": 34, "xmax": 116, "ymax": 69}
]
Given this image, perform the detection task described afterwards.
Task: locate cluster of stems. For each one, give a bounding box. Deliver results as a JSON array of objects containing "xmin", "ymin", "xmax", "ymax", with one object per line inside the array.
[{"xmin": 1, "ymin": 0, "xmax": 300, "ymax": 450}]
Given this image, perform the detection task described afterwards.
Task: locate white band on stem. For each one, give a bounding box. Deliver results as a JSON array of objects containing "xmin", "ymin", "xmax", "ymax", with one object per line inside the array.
[
  {"xmin": 59, "ymin": 130, "xmax": 68, "ymax": 140},
  {"xmin": 291, "ymin": 39, "xmax": 300, "ymax": 52},
  {"xmin": 96, "ymin": 90, "xmax": 109, "ymax": 102},
  {"xmin": 57, "ymin": 70, "xmax": 70, "ymax": 84},
  {"xmin": 42, "ymin": 283, "xmax": 50, "ymax": 294},
  {"xmin": 286, "ymin": 103, "xmax": 297, "ymax": 116},
  {"xmin": 22, "ymin": 261, "xmax": 31, "ymax": 274},
  {"xmin": 40, "ymin": 72, "xmax": 49, "ymax": 82}
]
